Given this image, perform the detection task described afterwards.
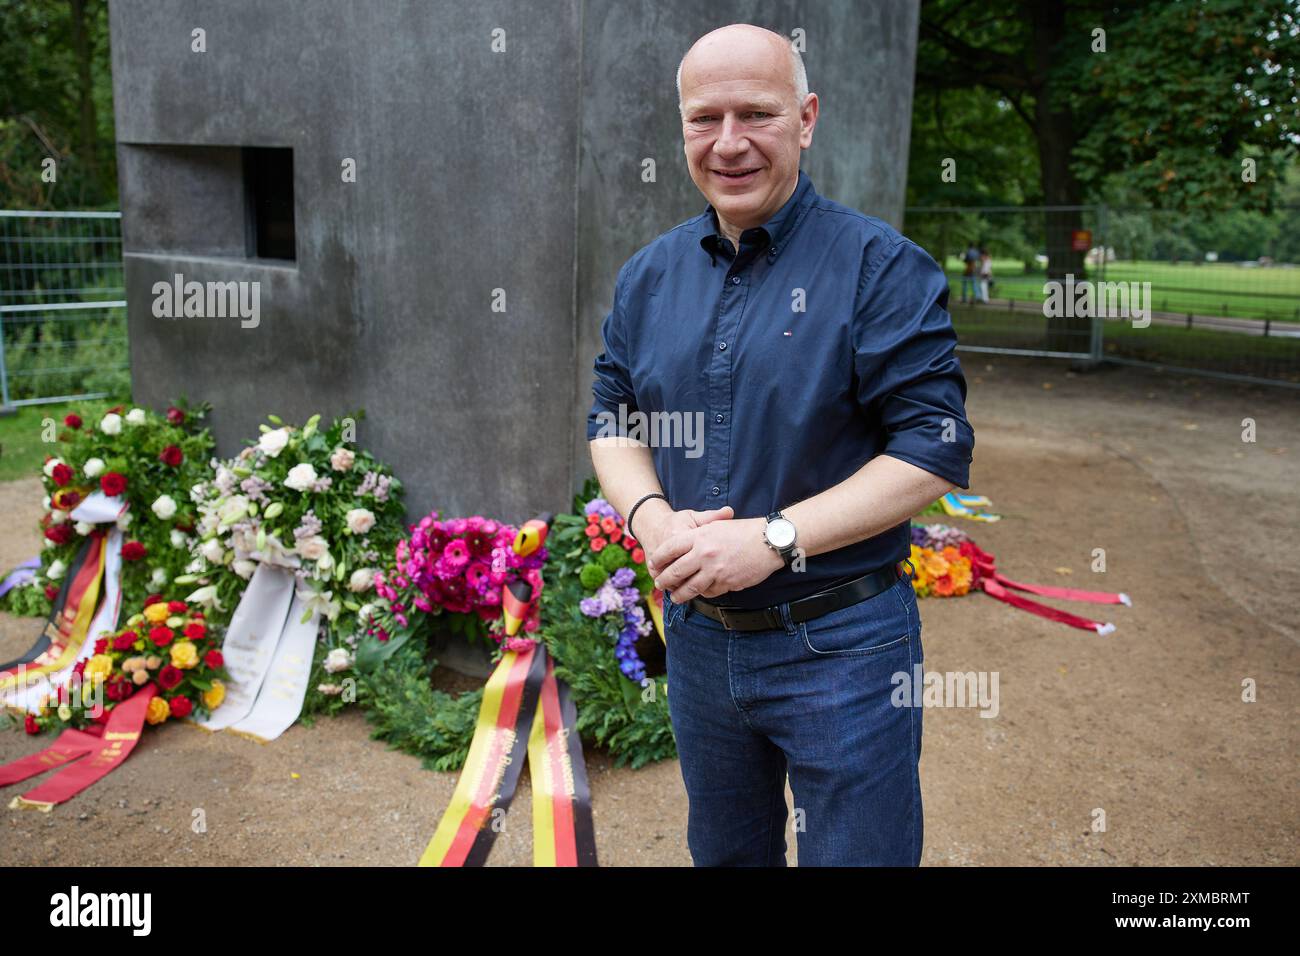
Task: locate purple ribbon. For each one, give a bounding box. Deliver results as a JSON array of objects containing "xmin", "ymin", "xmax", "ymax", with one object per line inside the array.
[{"xmin": 0, "ymin": 558, "xmax": 41, "ymax": 599}]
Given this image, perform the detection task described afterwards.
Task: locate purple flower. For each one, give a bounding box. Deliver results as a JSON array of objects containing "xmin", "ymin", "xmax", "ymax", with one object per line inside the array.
[{"xmin": 611, "ymin": 567, "xmax": 635, "ymax": 588}]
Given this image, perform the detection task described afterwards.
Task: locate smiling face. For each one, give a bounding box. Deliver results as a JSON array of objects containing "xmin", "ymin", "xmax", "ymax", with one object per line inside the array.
[{"xmin": 678, "ymin": 25, "xmax": 818, "ymax": 244}]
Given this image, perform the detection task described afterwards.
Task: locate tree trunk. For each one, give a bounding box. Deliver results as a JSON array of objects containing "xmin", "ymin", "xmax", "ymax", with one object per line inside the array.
[
  {"xmin": 1029, "ymin": 0, "xmax": 1090, "ymax": 353},
  {"xmin": 68, "ymin": 0, "xmax": 99, "ymax": 202}
]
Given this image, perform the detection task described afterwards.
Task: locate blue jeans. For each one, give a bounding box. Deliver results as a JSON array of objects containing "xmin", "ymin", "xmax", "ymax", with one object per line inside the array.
[{"xmin": 662, "ymin": 574, "xmax": 924, "ymax": 866}]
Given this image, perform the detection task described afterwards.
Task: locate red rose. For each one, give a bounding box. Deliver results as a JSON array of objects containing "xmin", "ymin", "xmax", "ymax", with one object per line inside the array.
[
  {"xmin": 72, "ymin": 659, "xmax": 87, "ymax": 677},
  {"xmin": 623, "ymin": 535, "xmax": 637, "ymax": 548},
  {"xmin": 93, "ymin": 638, "xmax": 108, "ymax": 654},
  {"xmin": 159, "ymin": 445, "xmax": 183, "ymax": 467},
  {"xmin": 149, "ymin": 626, "xmax": 175, "ymax": 647},
  {"xmin": 167, "ymin": 696, "xmax": 193, "ymax": 718},
  {"xmin": 24, "ymin": 715, "xmax": 40, "ymax": 735},
  {"xmin": 600, "ymin": 517, "xmax": 617, "ymax": 534},
  {"xmin": 63, "ymin": 413, "xmax": 83, "ymax": 429},
  {"xmin": 631, "ymin": 547, "xmax": 645, "ymax": 564},
  {"xmin": 143, "ymin": 593, "xmax": 164, "ymax": 606},
  {"xmin": 121, "ymin": 540, "xmax": 147, "ymax": 561},
  {"xmin": 44, "ymin": 524, "xmax": 73, "ymax": 545},
  {"xmin": 166, "ymin": 406, "xmax": 185, "ymax": 425},
  {"xmin": 609, "ymin": 526, "xmax": 623, "ymax": 543},
  {"xmin": 591, "ymin": 537, "xmax": 607, "ymax": 552},
  {"xmin": 184, "ymin": 622, "xmax": 207, "ymax": 641},
  {"xmin": 50, "ymin": 463, "xmax": 73, "ymax": 487},
  {"xmin": 57, "ymin": 489, "xmax": 82, "ymax": 510},
  {"xmin": 112, "ymin": 632, "xmax": 137, "ymax": 651},
  {"xmin": 584, "ymin": 524, "xmax": 599, "ymax": 538},
  {"xmin": 204, "ymin": 649, "xmax": 224, "ymax": 669},
  {"xmin": 167, "ymin": 600, "xmax": 187, "ymax": 613},
  {"xmin": 157, "ymin": 665, "xmax": 183, "ymax": 690},
  {"xmin": 100, "ymin": 472, "xmax": 128, "ymax": 496},
  {"xmin": 106, "ymin": 677, "xmax": 132, "ymax": 702},
  {"xmin": 586, "ymin": 512, "xmax": 600, "ymax": 524},
  {"xmin": 190, "ymin": 610, "xmax": 205, "ymax": 619},
  {"xmin": 44, "ymin": 584, "xmax": 59, "ymax": 602}
]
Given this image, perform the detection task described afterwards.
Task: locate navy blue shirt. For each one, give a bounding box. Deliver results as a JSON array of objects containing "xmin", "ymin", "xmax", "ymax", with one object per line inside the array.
[{"xmin": 587, "ymin": 169, "xmax": 974, "ymax": 608}]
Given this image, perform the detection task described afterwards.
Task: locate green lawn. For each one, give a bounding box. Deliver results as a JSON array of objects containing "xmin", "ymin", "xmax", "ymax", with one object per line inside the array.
[
  {"xmin": 0, "ymin": 401, "xmax": 82, "ymax": 482},
  {"xmin": 942, "ymin": 257, "xmax": 1300, "ymax": 323}
]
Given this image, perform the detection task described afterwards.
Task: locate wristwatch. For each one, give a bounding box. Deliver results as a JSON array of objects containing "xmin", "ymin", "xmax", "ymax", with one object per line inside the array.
[{"xmin": 763, "ymin": 511, "xmax": 798, "ymax": 570}]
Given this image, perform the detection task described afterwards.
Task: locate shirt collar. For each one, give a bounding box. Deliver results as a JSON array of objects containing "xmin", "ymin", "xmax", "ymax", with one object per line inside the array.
[{"xmin": 698, "ymin": 169, "xmax": 816, "ymax": 266}]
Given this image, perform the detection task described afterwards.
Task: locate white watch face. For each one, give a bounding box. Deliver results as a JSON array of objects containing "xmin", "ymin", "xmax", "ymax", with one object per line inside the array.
[{"xmin": 766, "ymin": 518, "xmax": 796, "ymax": 549}]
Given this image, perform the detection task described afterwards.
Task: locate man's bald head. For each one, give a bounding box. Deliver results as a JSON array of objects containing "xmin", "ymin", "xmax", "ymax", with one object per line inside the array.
[{"xmin": 676, "ymin": 24, "xmax": 808, "ymax": 117}]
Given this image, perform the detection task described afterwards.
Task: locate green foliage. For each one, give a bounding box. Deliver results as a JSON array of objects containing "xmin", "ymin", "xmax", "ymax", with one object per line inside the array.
[
  {"xmin": 0, "ymin": 0, "xmax": 118, "ymax": 208},
  {"xmin": 578, "ymin": 562, "xmax": 608, "ymax": 590},
  {"xmin": 354, "ymin": 633, "xmax": 482, "ymax": 772},
  {"xmin": 597, "ymin": 543, "xmax": 630, "ymax": 571}
]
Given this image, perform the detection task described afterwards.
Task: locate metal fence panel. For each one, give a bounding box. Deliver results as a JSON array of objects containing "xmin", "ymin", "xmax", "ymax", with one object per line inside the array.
[{"xmin": 0, "ymin": 210, "xmax": 130, "ymax": 407}]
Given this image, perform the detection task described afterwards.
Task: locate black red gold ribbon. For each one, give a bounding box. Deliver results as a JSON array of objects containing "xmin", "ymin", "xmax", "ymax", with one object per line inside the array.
[
  {"xmin": 0, "ymin": 532, "xmax": 106, "ymax": 694},
  {"xmin": 419, "ymin": 643, "xmax": 596, "ymax": 867}
]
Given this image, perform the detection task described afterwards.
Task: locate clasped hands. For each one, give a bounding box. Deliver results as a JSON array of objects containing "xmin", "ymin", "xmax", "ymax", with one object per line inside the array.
[{"xmin": 639, "ymin": 505, "xmax": 784, "ymax": 605}]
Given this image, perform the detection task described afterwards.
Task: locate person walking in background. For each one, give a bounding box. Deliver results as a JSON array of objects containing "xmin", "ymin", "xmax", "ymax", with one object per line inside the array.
[
  {"xmin": 977, "ymin": 247, "xmax": 992, "ymax": 303},
  {"xmin": 960, "ymin": 241, "xmax": 979, "ymax": 303}
]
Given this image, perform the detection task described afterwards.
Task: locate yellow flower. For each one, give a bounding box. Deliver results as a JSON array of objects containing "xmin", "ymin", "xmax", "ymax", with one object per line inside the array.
[
  {"xmin": 143, "ymin": 603, "xmax": 171, "ymax": 624},
  {"xmin": 57, "ymin": 704, "xmax": 72, "ymax": 721},
  {"xmin": 170, "ymin": 641, "xmax": 200, "ymax": 670},
  {"xmin": 166, "ymin": 615, "xmax": 184, "ymax": 629},
  {"xmin": 202, "ymin": 680, "xmax": 225, "ymax": 711},
  {"xmin": 145, "ymin": 696, "xmax": 170, "ymax": 725},
  {"xmin": 83, "ymin": 654, "xmax": 114, "ymax": 684}
]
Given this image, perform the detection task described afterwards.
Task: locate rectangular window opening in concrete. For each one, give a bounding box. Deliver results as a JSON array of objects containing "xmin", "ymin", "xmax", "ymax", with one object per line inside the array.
[{"xmin": 242, "ymin": 147, "xmax": 296, "ymax": 261}]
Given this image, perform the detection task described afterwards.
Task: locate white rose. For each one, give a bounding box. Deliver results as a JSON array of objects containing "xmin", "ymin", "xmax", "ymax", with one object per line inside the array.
[
  {"xmin": 233, "ymin": 559, "xmax": 258, "ymax": 580},
  {"xmin": 348, "ymin": 567, "xmax": 375, "ymax": 592},
  {"xmin": 284, "ymin": 462, "xmax": 318, "ymax": 492},
  {"xmin": 49, "ymin": 509, "xmax": 68, "ymax": 524},
  {"xmin": 200, "ymin": 538, "xmax": 225, "ymax": 563},
  {"xmin": 323, "ymin": 648, "xmax": 353, "ymax": 674},
  {"xmin": 125, "ymin": 408, "xmax": 147, "ymax": 426},
  {"xmin": 99, "ymin": 413, "xmax": 122, "ymax": 435},
  {"xmin": 330, "ymin": 447, "xmax": 355, "ymax": 472},
  {"xmin": 42, "ymin": 458, "xmax": 64, "ymax": 478},
  {"xmin": 74, "ymin": 521, "xmax": 93, "ymax": 536},
  {"xmin": 47, "ymin": 559, "xmax": 66, "ymax": 581},
  {"xmin": 116, "ymin": 511, "xmax": 133, "ymax": 531},
  {"xmin": 345, "ymin": 508, "xmax": 375, "ymax": 535},
  {"xmin": 258, "ymin": 427, "xmax": 291, "ymax": 458},
  {"xmin": 83, "ymin": 457, "xmax": 106, "ymax": 478},
  {"xmin": 297, "ymin": 535, "xmax": 328, "ymax": 561},
  {"xmin": 216, "ymin": 495, "xmax": 250, "ymax": 525},
  {"xmin": 151, "ymin": 494, "xmax": 177, "ymax": 520},
  {"xmin": 170, "ymin": 529, "xmax": 188, "ymax": 548}
]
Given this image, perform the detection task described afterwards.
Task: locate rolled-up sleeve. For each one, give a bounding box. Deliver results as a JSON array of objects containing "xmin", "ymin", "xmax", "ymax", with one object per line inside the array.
[
  {"xmin": 586, "ymin": 267, "xmax": 640, "ymax": 441},
  {"xmin": 852, "ymin": 237, "xmax": 974, "ymax": 488}
]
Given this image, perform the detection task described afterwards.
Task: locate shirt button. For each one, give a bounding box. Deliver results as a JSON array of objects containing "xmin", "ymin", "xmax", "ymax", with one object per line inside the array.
[
  {"xmin": 711, "ymin": 486, "xmax": 720, "ymax": 496},
  {"xmin": 715, "ymin": 413, "xmax": 724, "ymax": 423},
  {"xmin": 731, "ymin": 275, "xmax": 741, "ymax": 284},
  {"xmin": 718, "ymin": 342, "xmax": 726, "ymax": 351}
]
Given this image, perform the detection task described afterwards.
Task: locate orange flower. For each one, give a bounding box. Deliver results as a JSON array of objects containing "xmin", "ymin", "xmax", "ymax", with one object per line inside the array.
[{"xmin": 932, "ymin": 575, "xmax": 955, "ymax": 597}]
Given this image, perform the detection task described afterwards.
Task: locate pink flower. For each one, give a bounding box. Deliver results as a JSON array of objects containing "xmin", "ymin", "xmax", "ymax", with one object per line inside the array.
[
  {"xmin": 465, "ymin": 561, "xmax": 490, "ymax": 590},
  {"xmin": 443, "ymin": 539, "xmax": 470, "ymax": 569}
]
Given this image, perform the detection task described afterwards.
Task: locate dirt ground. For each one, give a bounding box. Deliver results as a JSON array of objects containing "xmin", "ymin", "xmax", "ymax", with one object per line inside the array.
[{"xmin": 2, "ymin": 356, "xmax": 1297, "ymax": 866}]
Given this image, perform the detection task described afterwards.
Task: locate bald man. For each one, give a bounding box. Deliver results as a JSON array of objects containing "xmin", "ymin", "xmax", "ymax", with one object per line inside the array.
[{"xmin": 588, "ymin": 24, "xmax": 973, "ymax": 866}]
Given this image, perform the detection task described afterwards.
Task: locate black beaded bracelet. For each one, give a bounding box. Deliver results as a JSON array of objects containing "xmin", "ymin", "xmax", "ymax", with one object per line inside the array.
[{"xmin": 626, "ymin": 492, "xmax": 669, "ymax": 542}]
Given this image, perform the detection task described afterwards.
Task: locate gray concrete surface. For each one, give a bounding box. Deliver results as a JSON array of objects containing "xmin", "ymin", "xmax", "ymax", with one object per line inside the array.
[{"xmin": 109, "ymin": 0, "xmax": 919, "ymax": 523}]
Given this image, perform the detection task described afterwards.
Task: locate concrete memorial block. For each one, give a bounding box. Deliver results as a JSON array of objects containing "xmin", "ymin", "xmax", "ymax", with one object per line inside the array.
[{"xmin": 109, "ymin": 0, "xmax": 919, "ymax": 523}]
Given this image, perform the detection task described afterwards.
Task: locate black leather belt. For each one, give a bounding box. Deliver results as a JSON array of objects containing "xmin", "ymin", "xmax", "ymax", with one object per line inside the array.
[{"xmin": 687, "ymin": 560, "xmax": 911, "ymax": 632}]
